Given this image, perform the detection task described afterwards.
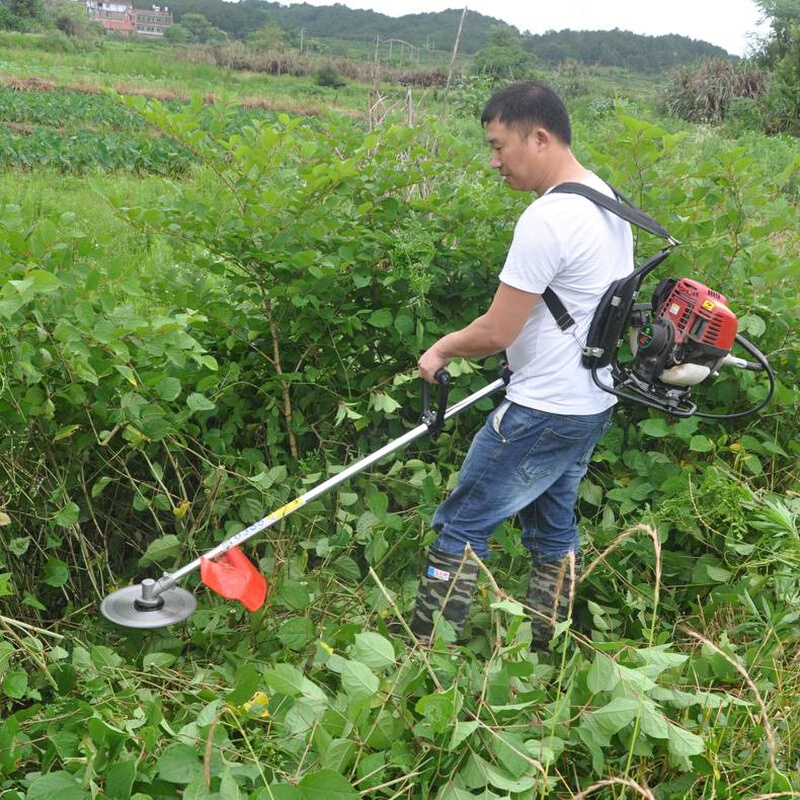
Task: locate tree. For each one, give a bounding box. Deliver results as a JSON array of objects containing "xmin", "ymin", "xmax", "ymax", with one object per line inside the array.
[
  {"xmin": 472, "ymin": 25, "xmax": 531, "ymax": 78},
  {"xmin": 179, "ymin": 12, "xmax": 227, "ymax": 44},
  {"xmin": 247, "ymin": 21, "xmax": 287, "ymax": 51},
  {"xmin": 53, "ymin": 0, "xmax": 98, "ymax": 38},
  {"xmin": 754, "ymin": 0, "xmax": 800, "ymax": 132},
  {"xmin": 2, "ymin": 0, "xmax": 47, "ymax": 30},
  {"xmin": 163, "ymin": 22, "xmax": 189, "ymax": 43}
]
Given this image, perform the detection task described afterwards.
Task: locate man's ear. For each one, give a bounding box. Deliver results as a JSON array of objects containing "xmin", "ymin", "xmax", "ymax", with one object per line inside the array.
[{"xmin": 532, "ymin": 126, "xmax": 552, "ymax": 149}]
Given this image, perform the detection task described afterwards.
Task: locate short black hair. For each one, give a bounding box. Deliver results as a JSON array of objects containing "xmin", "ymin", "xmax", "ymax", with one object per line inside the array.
[{"xmin": 481, "ymin": 81, "xmax": 572, "ymax": 146}]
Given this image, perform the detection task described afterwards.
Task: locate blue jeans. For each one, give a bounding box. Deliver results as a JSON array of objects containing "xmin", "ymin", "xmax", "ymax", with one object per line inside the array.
[{"xmin": 432, "ymin": 401, "xmax": 612, "ymax": 562}]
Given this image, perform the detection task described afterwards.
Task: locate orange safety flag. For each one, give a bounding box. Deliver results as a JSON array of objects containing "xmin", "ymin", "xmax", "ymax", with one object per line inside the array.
[{"xmin": 200, "ymin": 546, "xmax": 267, "ymax": 612}]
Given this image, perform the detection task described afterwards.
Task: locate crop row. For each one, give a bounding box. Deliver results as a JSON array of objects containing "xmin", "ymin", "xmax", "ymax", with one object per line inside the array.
[
  {"xmin": 0, "ymin": 86, "xmax": 152, "ymax": 130},
  {"xmin": 0, "ymin": 85, "xmax": 282, "ymax": 132},
  {"xmin": 0, "ymin": 124, "xmax": 195, "ymax": 174}
]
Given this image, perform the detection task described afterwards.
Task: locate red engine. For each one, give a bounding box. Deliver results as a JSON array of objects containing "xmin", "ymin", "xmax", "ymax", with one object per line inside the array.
[
  {"xmin": 633, "ymin": 278, "xmax": 739, "ymax": 387},
  {"xmin": 658, "ymin": 278, "xmax": 738, "ymax": 351}
]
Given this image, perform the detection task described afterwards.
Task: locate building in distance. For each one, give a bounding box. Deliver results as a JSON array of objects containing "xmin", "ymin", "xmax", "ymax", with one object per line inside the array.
[{"xmin": 85, "ymin": 0, "xmax": 173, "ymax": 37}]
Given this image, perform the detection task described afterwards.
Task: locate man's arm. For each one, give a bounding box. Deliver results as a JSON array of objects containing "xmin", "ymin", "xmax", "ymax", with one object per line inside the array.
[{"xmin": 419, "ymin": 282, "xmax": 541, "ymax": 382}]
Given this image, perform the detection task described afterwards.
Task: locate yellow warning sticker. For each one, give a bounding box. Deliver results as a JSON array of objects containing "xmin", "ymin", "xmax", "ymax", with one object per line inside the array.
[
  {"xmin": 269, "ymin": 496, "xmax": 305, "ymax": 521},
  {"xmin": 702, "ymin": 299, "xmax": 715, "ymax": 311}
]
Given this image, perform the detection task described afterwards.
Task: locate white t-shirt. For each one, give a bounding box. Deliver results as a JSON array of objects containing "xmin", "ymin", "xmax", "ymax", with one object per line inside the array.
[{"xmin": 498, "ymin": 173, "xmax": 634, "ymax": 414}]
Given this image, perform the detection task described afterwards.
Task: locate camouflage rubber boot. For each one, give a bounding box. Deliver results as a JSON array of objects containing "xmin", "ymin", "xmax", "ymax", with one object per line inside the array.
[
  {"xmin": 526, "ymin": 551, "xmax": 583, "ymax": 652},
  {"xmin": 409, "ymin": 548, "xmax": 479, "ymax": 640}
]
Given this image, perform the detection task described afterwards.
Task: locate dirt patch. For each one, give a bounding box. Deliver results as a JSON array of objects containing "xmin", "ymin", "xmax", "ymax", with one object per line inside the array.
[
  {"xmin": 2, "ymin": 76, "xmax": 56, "ymax": 92},
  {"xmin": 2, "ymin": 121, "xmax": 35, "ymax": 134},
  {"xmin": 0, "ymin": 74, "xmax": 360, "ymax": 119}
]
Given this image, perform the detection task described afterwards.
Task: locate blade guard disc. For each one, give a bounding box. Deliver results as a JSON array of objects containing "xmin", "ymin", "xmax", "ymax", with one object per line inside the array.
[{"xmin": 100, "ymin": 584, "xmax": 196, "ymax": 628}]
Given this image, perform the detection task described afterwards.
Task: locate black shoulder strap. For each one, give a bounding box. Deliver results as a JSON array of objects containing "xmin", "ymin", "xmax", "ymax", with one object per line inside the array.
[
  {"xmin": 550, "ymin": 182, "xmax": 677, "ymax": 243},
  {"xmin": 542, "ymin": 182, "xmax": 678, "ymax": 331}
]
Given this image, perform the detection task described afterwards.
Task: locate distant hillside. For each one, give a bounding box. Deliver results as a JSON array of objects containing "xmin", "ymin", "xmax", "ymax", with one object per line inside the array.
[
  {"xmin": 165, "ymin": 0, "xmax": 732, "ymax": 70},
  {"xmin": 526, "ymin": 29, "xmax": 730, "ymax": 71}
]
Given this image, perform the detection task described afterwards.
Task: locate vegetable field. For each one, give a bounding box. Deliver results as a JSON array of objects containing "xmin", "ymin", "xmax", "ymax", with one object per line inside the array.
[{"xmin": 0, "ymin": 36, "xmax": 798, "ymax": 800}]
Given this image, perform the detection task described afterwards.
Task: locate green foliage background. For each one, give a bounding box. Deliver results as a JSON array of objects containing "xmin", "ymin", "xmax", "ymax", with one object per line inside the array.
[{"xmin": 0, "ymin": 36, "xmax": 798, "ymax": 800}]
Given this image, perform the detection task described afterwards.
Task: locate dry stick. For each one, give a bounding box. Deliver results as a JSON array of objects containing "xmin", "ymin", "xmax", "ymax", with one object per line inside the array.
[
  {"xmin": 369, "ymin": 34, "xmax": 381, "ymax": 131},
  {"xmin": 573, "ymin": 777, "xmax": 656, "ymax": 800},
  {"xmin": 0, "ymin": 615, "xmax": 64, "ymax": 641},
  {"xmin": 0, "ymin": 620, "xmax": 58, "ymax": 691},
  {"xmin": 264, "ymin": 297, "xmax": 298, "ymax": 459},
  {"xmin": 203, "ymin": 712, "xmax": 221, "ymax": 788},
  {"xmin": 359, "ymin": 771, "xmax": 421, "ymax": 797},
  {"xmin": 444, "ymin": 7, "xmax": 468, "ymax": 107},
  {"xmin": 463, "ymin": 543, "xmax": 507, "ymax": 648},
  {"xmin": 680, "ymin": 626, "xmax": 779, "ymax": 775},
  {"xmin": 583, "ymin": 524, "xmax": 663, "ymax": 784},
  {"xmin": 367, "ymin": 567, "xmax": 443, "ymax": 691}
]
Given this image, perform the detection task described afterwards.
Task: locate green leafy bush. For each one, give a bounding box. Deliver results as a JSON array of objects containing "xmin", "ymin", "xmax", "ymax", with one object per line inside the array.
[{"xmin": 314, "ymin": 64, "xmax": 346, "ymax": 88}]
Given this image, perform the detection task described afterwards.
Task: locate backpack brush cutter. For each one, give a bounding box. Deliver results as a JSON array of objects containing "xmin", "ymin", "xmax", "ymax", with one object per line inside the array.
[{"xmin": 100, "ymin": 186, "xmax": 775, "ymax": 628}]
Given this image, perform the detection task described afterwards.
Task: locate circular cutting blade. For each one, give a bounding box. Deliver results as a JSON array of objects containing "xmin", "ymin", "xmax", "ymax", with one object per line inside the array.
[{"xmin": 100, "ymin": 584, "xmax": 197, "ymax": 629}]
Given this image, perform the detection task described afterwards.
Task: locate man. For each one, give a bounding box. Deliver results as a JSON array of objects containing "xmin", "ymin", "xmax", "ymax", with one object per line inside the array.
[{"xmin": 409, "ymin": 80, "xmax": 633, "ymax": 650}]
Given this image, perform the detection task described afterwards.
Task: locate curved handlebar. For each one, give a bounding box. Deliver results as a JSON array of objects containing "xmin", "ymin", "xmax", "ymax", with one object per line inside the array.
[{"xmin": 421, "ymin": 368, "xmax": 451, "ymax": 438}]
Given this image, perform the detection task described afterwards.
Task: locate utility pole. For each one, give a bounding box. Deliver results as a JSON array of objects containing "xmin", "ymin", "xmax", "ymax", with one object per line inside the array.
[{"xmin": 300, "ymin": 27, "xmax": 304, "ymax": 52}]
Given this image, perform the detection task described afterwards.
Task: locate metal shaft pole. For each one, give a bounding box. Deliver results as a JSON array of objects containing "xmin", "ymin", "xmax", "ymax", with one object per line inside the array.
[{"xmin": 153, "ymin": 378, "xmax": 504, "ymax": 594}]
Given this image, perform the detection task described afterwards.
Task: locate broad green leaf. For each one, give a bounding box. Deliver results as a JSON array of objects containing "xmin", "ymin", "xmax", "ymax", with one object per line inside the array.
[
  {"xmin": 104, "ymin": 759, "xmax": 137, "ymax": 800},
  {"xmin": 667, "ymin": 721, "xmax": 705, "ymax": 757},
  {"xmin": 227, "ymin": 662, "xmax": 261, "ymax": 705},
  {"xmin": 415, "ymin": 684, "xmax": 462, "ymax": 735},
  {"xmin": 471, "ymin": 754, "xmax": 538, "ymax": 793},
  {"xmin": 219, "ymin": 770, "xmax": 243, "ymax": 800},
  {"xmin": 367, "ymin": 309, "xmax": 393, "ymax": 328},
  {"xmin": 738, "ymin": 313, "xmax": 766, "ymax": 338},
  {"xmin": 298, "ymin": 768, "xmax": 357, "ymax": 799},
  {"xmin": 54, "ymin": 501, "xmax": 80, "ymax": 527},
  {"xmin": 340, "ymin": 659, "xmax": 379, "ymax": 699},
  {"xmin": 639, "ymin": 418, "xmax": 669, "ymax": 437},
  {"xmin": 277, "ymin": 579, "xmax": 310, "ymax": 610},
  {"xmin": 321, "ymin": 739, "xmax": 357, "ymax": 773},
  {"xmin": 639, "ymin": 700, "xmax": 670, "ymax": 739},
  {"xmin": 28, "ymin": 269, "xmax": 62, "ymax": 293},
  {"xmin": 264, "ymin": 663, "xmax": 307, "ymax": 697},
  {"xmin": 615, "ymin": 663, "xmax": 657, "ymax": 692},
  {"xmin": 3, "ymin": 671, "xmax": 28, "ymax": 699},
  {"xmin": 42, "ymin": 557, "xmax": 69, "ymax": 588},
  {"xmin": 352, "ymin": 632, "xmax": 395, "ymax": 670},
  {"xmin": 87, "ymin": 716, "xmax": 128, "ymax": 746},
  {"xmin": 155, "ymin": 376, "xmax": 182, "ymax": 401},
  {"xmin": 278, "ymin": 617, "xmax": 316, "ymax": 651},
  {"xmin": 187, "ymin": 392, "xmax": 216, "ymax": 412},
  {"xmin": 587, "ymin": 654, "xmax": 619, "ymax": 693},
  {"xmin": 689, "ymin": 435, "xmax": 714, "ymax": 452},
  {"xmin": 142, "ymin": 652, "xmax": 177, "ymax": 670},
  {"xmin": 587, "ymin": 696, "xmax": 640, "ymax": 736},
  {"xmin": 260, "ymin": 785, "xmax": 302, "ymax": 800},
  {"xmin": 114, "ymin": 364, "xmax": 138, "ymax": 386},
  {"xmin": 26, "ymin": 771, "xmax": 89, "ymax": 800},
  {"xmin": 138, "ymin": 534, "xmax": 181, "ymax": 566},
  {"xmin": 491, "ymin": 730, "xmax": 532, "ymax": 778},
  {"xmin": 448, "ymin": 720, "xmax": 480, "ymax": 751},
  {"xmin": 53, "ymin": 424, "xmax": 81, "ymax": 442},
  {"xmin": 489, "ymin": 598, "xmax": 526, "ymax": 616},
  {"xmin": 156, "ymin": 742, "xmax": 203, "ymax": 784},
  {"xmin": 9, "ymin": 537, "xmax": 30, "ymax": 556}
]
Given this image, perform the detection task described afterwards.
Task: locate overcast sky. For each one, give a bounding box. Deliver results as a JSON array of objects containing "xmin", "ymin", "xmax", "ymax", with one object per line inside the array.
[{"xmin": 284, "ymin": 0, "xmax": 768, "ymax": 56}]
